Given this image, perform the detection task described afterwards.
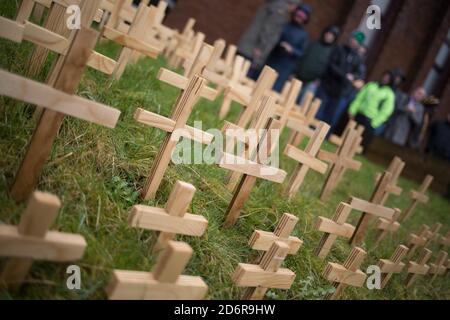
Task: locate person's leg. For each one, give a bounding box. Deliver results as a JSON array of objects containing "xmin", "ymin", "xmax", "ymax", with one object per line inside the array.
[
  {"xmin": 315, "ymin": 86, "xmax": 331, "ymax": 122},
  {"xmin": 355, "ymin": 114, "xmax": 375, "ymax": 153},
  {"xmin": 330, "ymin": 96, "xmax": 350, "ymax": 132}
]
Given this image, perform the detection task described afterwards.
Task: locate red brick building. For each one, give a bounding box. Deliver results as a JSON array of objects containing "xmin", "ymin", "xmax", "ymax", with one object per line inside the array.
[{"xmin": 165, "ymin": 0, "xmax": 450, "ymax": 120}]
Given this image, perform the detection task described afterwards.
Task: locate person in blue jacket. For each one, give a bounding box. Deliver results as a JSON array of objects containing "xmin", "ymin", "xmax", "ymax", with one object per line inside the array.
[{"xmin": 266, "ymin": 4, "xmax": 311, "ymax": 92}]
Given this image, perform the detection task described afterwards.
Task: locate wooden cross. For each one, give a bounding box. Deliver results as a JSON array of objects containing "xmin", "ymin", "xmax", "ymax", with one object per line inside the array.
[
  {"xmin": 318, "ymin": 127, "xmax": 363, "ymax": 201},
  {"xmin": 314, "ymin": 197, "xmax": 394, "ymax": 258},
  {"xmin": 328, "ymin": 120, "xmax": 364, "ymax": 154},
  {"xmin": 227, "ymin": 78, "xmax": 302, "ymax": 192},
  {"xmin": 107, "ymin": 240, "xmax": 208, "ymax": 300},
  {"xmin": 232, "ymin": 241, "xmax": 296, "ymax": 300},
  {"xmin": 15, "ymin": 0, "xmax": 104, "ymax": 77},
  {"xmin": 428, "ymin": 250, "xmax": 448, "ymax": 281},
  {"xmin": 101, "ymin": 0, "xmax": 163, "ymax": 79},
  {"xmin": 377, "ymin": 244, "xmax": 409, "ymax": 289},
  {"xmin": 100, "ymin": 0, "xmax": 137, "ymax": 33},
  {"xmin": 424, "ymin": 223, "xmax": 442, "ymax": 247},
  {"xmin": 399, "ymin": 175, "xmax": 434, "ymax": 222},
  {"xmin": 406, "ymin": 224, "xmax": 431, "ymax": 257},
  {"xmin": 164, "ymin": 18, "xmax": 196, "ymax": 65},
  {"xmin": 285, "ymin": 92, "xmax": 321, "ymax": 147},
  {"xmin": 220, "ymin": 98, "xmax": 288, "ymax": 227},
  {"xmin": 128, "ymin": 181, "xmax": 208, "ymax": 252},
  {"xmin": 0, "ymin": 191, "xmax": 87, "ymax": 289},
  {"xmin": 439, "ymin": 230, "xmax": 450, "ymax": 247},
  {"xmin": 373, "ymin": 156, "xmax": 405, "ymax": 205},
  {"xmin": 136, "ymin": 74, "xmax": 214, "ymax": 200},
  {"xmin": 373, "ymin": 208, "xmax": 401, "ymax": 247},
  {"xmin": 284, "ymin": 121, "xmax": 330, "ymax": 200},
  {"xmin": 2, "ymin": 1, "xmax": 118, "ymax": 77},
  {"xmin": 323, "ymin": 247, "xmax": 367, "ymax": 300},
  {"xmin": 350, "ymin": 171, "xmax": 395, "ymax": 245},
  {"xmin": 314, "ymin": 202, "xmax": 355, "ymax": 259},
  {"xmin": 405, "ymin": 248, "xmax": 432, "ymax": 288},
  {"xmin": 249, "ymin": 213, "xmax": 303, "ymax": 255},
  {"xmin": 2, "ymin": 28, "xmax": 121, "ymax": 202}
]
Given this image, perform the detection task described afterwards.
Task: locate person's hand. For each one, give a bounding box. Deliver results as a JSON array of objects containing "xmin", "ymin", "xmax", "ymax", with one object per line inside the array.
[
  {"xmin": 348, "ymin": 113, "xmax": 355, "ymax": 120},
  {"xmin": 253, "ymin": 48, "xmax": 262, "ymax": 58},
  {"xmin": 280, "ymin": 41, "xmax": 293, "ymax": 54},
  {"xmin": 346, "ymin": 73, "xmax": 355, "ymax": 82}
]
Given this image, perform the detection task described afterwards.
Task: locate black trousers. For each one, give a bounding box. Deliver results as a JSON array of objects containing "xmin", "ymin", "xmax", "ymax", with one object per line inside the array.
[{"xmin": 354, "ymin": 114, "xmax": 375, "ymax": 154}]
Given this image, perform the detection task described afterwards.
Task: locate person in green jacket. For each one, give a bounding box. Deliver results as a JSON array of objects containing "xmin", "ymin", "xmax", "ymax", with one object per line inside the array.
[{"xmin": 348, "ymin": 70, "xmax": 396, "ymax": 152}]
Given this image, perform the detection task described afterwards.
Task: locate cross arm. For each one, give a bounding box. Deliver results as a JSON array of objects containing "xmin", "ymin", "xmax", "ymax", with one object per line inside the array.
[
  {"xmin": 285, "ymin": 145, "xmax": 328, "ymax": 174},
  {"xmin": 128, "ymin": 206, "xmax": 208, "ymax": 237},
  {"xmin": 157, "ymin": 68, "xmax": 218, "ymax": 101},
  {"xmin": 407, "ymin": 262, "xmax": 430, "ymax": 275},
  {"xmin": 249, "ymin": 230, "xmax": 303, "ymax": 255},
  {"xmin": 379, "ymin": 260, "xmax": 405, "ymax": 273},
  {"xmin": 0, "ymin": 225, "xmax": 86, "ymax": 262},
  {"xmin": 315, "ymin": 217, "xmax": 355, "ymax": 238},
  {"xmin": 0, "ymin": 69, "xmax": 121, "ymax": 128},
  {"xmin": 323, "ymin": 263, "xmax": 366, "ymax": 287},
  {"xmin": 232, "ymin": 264, "xmax": 295, "ymax": 289},
  {"xmin": 134, "ymin": 108, "xmax": 214, "ymax": 145},
  {"xmin": 107, "ymin": 270, "xmax": 208, "ymax": 300},
  {"xmin": 411, "ymin": 190, "xmax": 429, "ymax": 203},
  {"xmin": 377, "ymin": 218, "xmax": 400, "ymax": 232},
  {"xmin": 219, "ymin": 152, "xmax": 287, "ymax": 184},
  {"xmin": 349, "ymin": 197, "xmax": 395, "ymax": 220}
]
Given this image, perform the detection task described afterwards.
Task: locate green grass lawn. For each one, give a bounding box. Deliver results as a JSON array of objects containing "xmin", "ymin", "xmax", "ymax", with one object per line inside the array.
[{"xmin": 0, "ymin": 2, "xmax": 449, "ymax": 300}]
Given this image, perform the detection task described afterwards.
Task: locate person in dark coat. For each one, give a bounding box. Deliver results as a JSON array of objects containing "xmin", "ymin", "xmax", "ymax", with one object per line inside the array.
[
  {"xmin": 315, "ymin": 31, "xmax": 365, "ymax": 131},
  {"xmin": 266, "ymin": 4, "xmax": 312, "ymax": 92},
  {"xmin": 237, "ymin": 0, "xmax": 301, "ymax": 80},
  {"xmin": 294, "ymin": 25, "xmax": 341, "ymax": 103}
]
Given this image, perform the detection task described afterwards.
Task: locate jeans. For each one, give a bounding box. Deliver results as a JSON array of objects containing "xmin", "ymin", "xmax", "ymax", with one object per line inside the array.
[{"xmin": 315, "ymin": 86, "xmax": 349, "ymax": 133}]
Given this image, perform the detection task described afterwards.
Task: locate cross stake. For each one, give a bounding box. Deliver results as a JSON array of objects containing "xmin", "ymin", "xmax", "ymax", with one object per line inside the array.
[
  {"xmin": 377, "ymin": 244, "xmax": 409, "ymax": 289},
  {"xmin": 405, "ymin": 248, "xmax": 432, "ymax": 288},
  {"xmin": 428, "ymin": 250, "xmax": 448, "ymax": 281},
  {"xmin": 4, "ymin": 27, "xmax": 121, "ymax": 202},
  {"xmin": 399, "ymin": 175, "xmax": 433, "ymax": 222},
  {"xmin": 249, "ymin": 213, "xmax": 303, "ymax": 255},
  {"xmin": 323, "ymin": 247, "xmax": 367, "ymax": 300},
  {"xmin": 350, "ymin": 171, "xmax": 395, "ymax": 245},
  {"xmin": 232, "ymin": 241, "xmax": 296, "ymax": 300},
  {"xmin": 406, "ymin": 224, "xmax": 431, "ymax": 258},
  {"xmin": 136, "ymin": 74, "xmax": 213, "ymax": 200},
  {"xmin": 373, "ymin": 156, "xmax": 405, "ymax": 205},
  {"xmin": 373, "ymin": 208, "xmax": 401, "ymax": 247},
  {"xmin": 284, "ymin": 121, "xmax": 330, "ymax": 200},
  {"xmin": 107, "ymin": 240, "xmax": 208, "ymax": 300},
  {"xmin": 439, "ymin": 230, "xmax": 450, "ymax": 247},
  {"xmin": 128, "ymin": 181, "xmax": 208, "ymax": 253},
  {"xmin": 318, "ymin": 127, "xmax": 363, "ymax": 201},
  {"xmin": 0, "ymin": 191, "xmax": 87, "ymax": 290}
]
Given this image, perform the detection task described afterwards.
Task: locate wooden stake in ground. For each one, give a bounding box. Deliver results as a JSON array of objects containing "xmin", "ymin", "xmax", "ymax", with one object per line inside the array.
[
  {"xmin": 328, "ymin": 120, "xmax": 364, "ymax": 154},
  {"xmin": 377, "ymin": 245, "xmax": 409, "ymax": 289},
  {"xmin": 284, "ymin": 122, "xmax": 330, "ymax": 200},
  {"xmin": 107, "ymin": 241, "xmax": 208, "ymax": 300},
  {"xmin": 232, "ymin": 241, "xmax": 296, "ymax": 300},
  {"xmin": 136, "ymin": 74, "xmax": 215, "ymax": 200},
  {"xmin": 323, "ymin": 247, "xmax": 367, "ymax": 300},
  {"xmin": 318, "ymin": 127, "xmax": 363, "ymax": 201},
  {"xmin": 314, "ymin": 202, "xmax": 354, "ymax": 259},
  {"xmin": 439, "ymin": 230, "xmax": 450, "ymax": 247},
  {"xmin": 406, "ymin": 224, "xmax": 431, "ymax": 257},
  {"xmin": 0, "ymin": 191, "xmax": 87, "ymax": 289},
  {"xmin": 249, "ymin": 213, "xmax": 303, "ymax": 255},
  {"xmin": 405, "ymin": 248, "xmax": 432, "ymax": 288},
  {"xmin": 424, "ymin": 223, "xmax": 442, "ymax": 247},
  {"xmin": 399, "ymin": 175, "xmax": 433, "ymax": 222},
  {"xmin": 373, "ymin": 156, "xmax": 405, "ymax": 205},
  {"xmin": 350, "ymin": 171, "xmax": 395, "ymax": 246},
  {"xmin": 220, "ymin": 98, "xmax": 287, "ymax": 227},
  {"xmin": 373, "ymin": 208, "xmax": 401, "ymax": 247},
  {"xmin": 2, "ymin": 27, "xmax": 121, "ymax": 202},
  {"xmin": 128, "ymin": 181, "xmax": 208, "ymax": 253},
  {"xmin": 428, "ymin": 250, "xmax": 448, "ymax": 281}
]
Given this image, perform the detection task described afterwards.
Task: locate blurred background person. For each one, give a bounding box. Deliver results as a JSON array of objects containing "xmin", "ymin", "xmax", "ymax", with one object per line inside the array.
[
  {"xmin": 348, "ymin": 70, "xmax": 396, "ymax": 152},
  {"xmin": 266, "ymin": 3, "xmax": 312, "ymax": 92},
  {"xmin": 384, "ymin": 87, "xmax": 426, "ymax": 148},
  {"xmin": 237, "ymin": 0, "xmax": 301, "ymax": 80},
  {"xmin": 427, "ymin": 113, "xmax": 450, "ymax": 161},
  {"xmin": 294, "ymin": 25, "xmax": 340, "ymax": 104},
  {"xmin": 315, "ymin": 31, "xmax": 365, "ymax": 132}
]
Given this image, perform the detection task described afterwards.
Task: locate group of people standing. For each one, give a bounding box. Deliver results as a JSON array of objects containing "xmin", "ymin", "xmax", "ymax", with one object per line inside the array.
[{"xmin": 237, "ymin": 0, "xmax": 429, "ymax": 153}]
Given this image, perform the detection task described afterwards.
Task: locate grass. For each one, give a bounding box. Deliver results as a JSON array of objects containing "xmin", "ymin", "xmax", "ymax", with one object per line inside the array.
[{"xmin": 0, "ymin": 2, "xmax": 449, "ymax": 300}]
